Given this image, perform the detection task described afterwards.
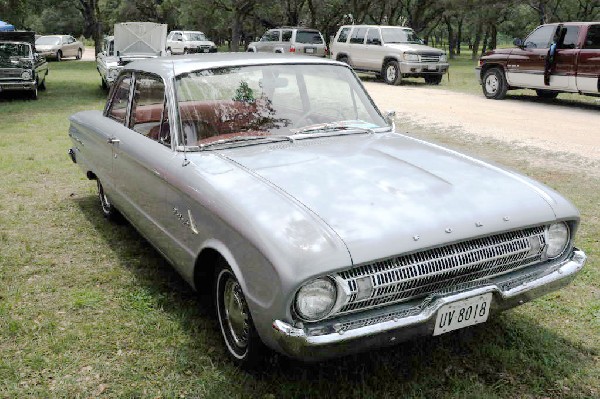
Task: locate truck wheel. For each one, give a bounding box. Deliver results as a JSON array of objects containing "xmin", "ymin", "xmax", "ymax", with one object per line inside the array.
[
  {"xmin": 215, "ymin": 259, "xmax": 265, "ymax": 367},
  {"xmin": 383, "ymin": 60, "xmax": 402, "ymax": 85},
  {"xmin": 535, "ymin": 89, "xmax": 559, "ymax": 99},
  {"xmin": 338, "ymin": 56, "xmax": 349, "ymax": 65},
  {"xmin": 482, "ymin": 68, "xmax": 508, "ymax": 99},
  {"xmin": 424, "ymin": 75, "xmax": 443, "ymax": 85}
]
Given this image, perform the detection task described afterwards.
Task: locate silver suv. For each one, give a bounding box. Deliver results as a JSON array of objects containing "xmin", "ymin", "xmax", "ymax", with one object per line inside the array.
[
  {"xmin": 247, "ymin": 27, "xmax": 327, "ymax": 57},
  {"xmin": 331, "ymin": 25, "xmax": 449, "ymax": 85}
]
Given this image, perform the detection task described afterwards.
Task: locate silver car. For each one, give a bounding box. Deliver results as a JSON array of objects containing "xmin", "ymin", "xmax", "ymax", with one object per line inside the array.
[
  {"xmin": 67, "ymin": 53, "xmax": 586, "ymax": 366},
  {"xmin": 35, "ymin": 35, "xmax": 84, "ymax": 61},
  {"xmin": 247, "ymin": 27, "xmax": 327, "ymax": 56}
]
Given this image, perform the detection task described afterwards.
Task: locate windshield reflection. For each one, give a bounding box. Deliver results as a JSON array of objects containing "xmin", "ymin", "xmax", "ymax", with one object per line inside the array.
[{"xmin": 175, "ymin": 64, "xmax": 386, "ymax": 146}]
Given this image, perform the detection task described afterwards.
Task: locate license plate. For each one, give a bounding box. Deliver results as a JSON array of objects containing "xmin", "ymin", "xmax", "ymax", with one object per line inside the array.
[
  {"xmin": 427, "ymin": 65, "xmax": 438, "ymax": 71},
  {"xmin": 203, "ymin": 49, "xmax": 209, "ymax": 53},
  {"xmin": 305, "ymin": 48, "xmax": 314, "ymax": 54},
  {"xmin": 433, "ymin": 293, "xmax": 492, "ymax": 336}
]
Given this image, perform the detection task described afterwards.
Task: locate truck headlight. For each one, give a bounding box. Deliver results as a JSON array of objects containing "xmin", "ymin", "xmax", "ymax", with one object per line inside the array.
[
  {"xmin": 439, "ymin": 54, "xmax": 447, "ymax": 62},
  {"xmin": 545, "ymin": 222, "xmax": 570, "ymax": 259},
  {"xmin": 21, "ymin": 70, "xmax": 32, "ymax": 80},
  {"xmin": 404, "ymin": 53, "xmax": 419, "ymax": 62},
  {"xmin": 295, "ymin": 277, "xmax": 337, "ymax": 321}
]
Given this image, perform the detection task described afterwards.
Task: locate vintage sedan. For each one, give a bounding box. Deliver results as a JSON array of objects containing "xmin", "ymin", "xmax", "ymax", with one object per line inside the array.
[
  {"xmin": 35, "ymin": 35, "xmax": 84, "ymax": 61},
  {"xmin": 0, "ymin": 31, "xmax": 48, "ymax": 99},
  {"xmin": 68, "ymin": 53, "xmax": 586, "ymax": 365}
]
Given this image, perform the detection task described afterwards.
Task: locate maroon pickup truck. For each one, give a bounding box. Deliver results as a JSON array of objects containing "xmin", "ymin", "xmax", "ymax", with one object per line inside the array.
[{"xmin": 476, "ymin": 22, "xmax": 600, "ymax": 100}]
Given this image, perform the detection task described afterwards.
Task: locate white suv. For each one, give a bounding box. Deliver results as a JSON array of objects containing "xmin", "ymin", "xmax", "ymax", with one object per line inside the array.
[
  {"xmin": 247, "ymin": 27, "xmax": 327, "ymax": 57},
  {"xmin": 331, "ymin": 25, "xmax": 449, "ymax": 85},
  {"xmin": 166, "ymin": 31, "xmax": 217, "ymax": 54}
]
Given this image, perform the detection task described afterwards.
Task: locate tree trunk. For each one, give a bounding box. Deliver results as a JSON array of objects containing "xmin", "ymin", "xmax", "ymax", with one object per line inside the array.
[
  {"xmin": 456, "ymin": 17, "xmax": 463, "ymax": 56},
  {"xmin": 472, "ymin": 21, "xmax": 483, "ymax": 60},
  {"xmin": 444, "ymin": 16, "xmax": 455, "ymax": 59},
  {"xmin": 230, "ymin": 12, "xmax": 242, "ymax": 52},
  {"xmin": 480, "ymin": 27, "xmax": 489, "ymax": 56}
]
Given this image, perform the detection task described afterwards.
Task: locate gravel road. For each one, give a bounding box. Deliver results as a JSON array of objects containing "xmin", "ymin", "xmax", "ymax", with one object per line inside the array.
[{"xmin": 364, "ymin": 81, "xmax": 600, "ymax": 162}]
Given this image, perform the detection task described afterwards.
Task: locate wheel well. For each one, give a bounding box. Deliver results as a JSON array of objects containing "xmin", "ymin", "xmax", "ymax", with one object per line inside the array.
[
  {"xmin": 86, "ymin": 171, "xmax": 97, "ymax": 180},
  {"xmin": 336, "ymin": 53, "xmax": 348, "ymax": 61},
  {"xmin": 193, "ymin": 248, "xmax": 222, "ymax": 294},
  {"xmin": 383, "ymin": 56, "xmax": 399, "ymax": 66},
  {"xmin": 481, "ymin": 63, "xmax": 504, "ymax": 79}
]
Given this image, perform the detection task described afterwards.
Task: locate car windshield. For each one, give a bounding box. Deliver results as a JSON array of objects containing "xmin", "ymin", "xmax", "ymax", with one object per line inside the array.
[
  {"xmin": 0, "ymin": 43, "xmax": 31, "ymax": 58},
  {"xmin": 175, "ymin": 64, "xmax": 387, "ymax": 147},
  {"xmin": 295, "ymin": 30, "xmax": 323, "ymax": 44},
  {"xmin": 36, "ymin": 36, "xmax": 61, "ymax": 45},
  {"xmin": 381, "ymin": 28, "xmax": 422, "ymax": 44},
  {"xmin": 185, "ymin": 32, "xmax": 207, "ymax": 41}
]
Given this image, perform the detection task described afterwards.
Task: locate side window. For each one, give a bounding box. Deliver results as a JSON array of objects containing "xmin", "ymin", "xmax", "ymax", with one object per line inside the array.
[
  {"xmin": 174, "ymin": 32, "xmax": 182, "ymax": 41},
  {"xmin": 264, "ymin": 30, "xmax": 280, "ymax": 42},
  {"xmin": 68, "ymin": 36, "xmax": 75, "ymax": 44},
  {"xmin": 524, "ymin": 25, "xmax": 556, "ymax": 49},
  {"xmin": 131, "ymin": 73, "xmax": 170, "ymax": 146},
  {"xmin": 337, "ymin": 27, "xmax": 350, "ymax": 43},
  {"xmin": 560, "ymin": 26, "xmax": 579, "ymax": 49},
  {"xmin": 282, "ymin": 30, "xmax": 293, "ymax": 42},
  {"xmin": 366, "ymin": 28, "xmax": 381, "ymax": 45},
  {"xmin": 349, "ymin": 28, "xmax": 366, "ymax": 44},
  {"xmin": 583, "ymin": 25, "xmax": 600, "ymax": 49},
  {"xmin": 107, "ymin": 74, "xmax": 132, "ymax": 124}
]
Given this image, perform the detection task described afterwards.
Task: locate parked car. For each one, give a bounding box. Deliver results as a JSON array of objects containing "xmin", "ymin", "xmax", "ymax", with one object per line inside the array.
[
  {"xmin": 0, "ymin": 31, "xmax": 48, "ymax": 99},
  {"xmin": 97, "ymin": 22, "xmax": 167, "ymax": 90},
  {"xmin": 330, "ymin": 25, "xmax": 449, "ymax": 85},
  {"xmin": 68, "ymin": 53, "xmax": 586, "ymax": 365},
  {"xmin": 35, "ymin": 34, "xmax": 84, "ymax": 61},
  {"xmin": 476, "ymin": 22, "xmax": 600, "ymax": 99},
  {"xmin": 247, "ymin": 27, "xmax": 327, "ymax": 57},
  {"xmin": 166, "ymin": 30, "xmax": 217, "ymax": 54}
]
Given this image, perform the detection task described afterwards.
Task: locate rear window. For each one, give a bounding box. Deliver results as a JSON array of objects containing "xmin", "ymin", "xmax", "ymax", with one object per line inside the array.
[{"xmin": 295, "ymin": 30, "xmax": 323, "ymax": 44}]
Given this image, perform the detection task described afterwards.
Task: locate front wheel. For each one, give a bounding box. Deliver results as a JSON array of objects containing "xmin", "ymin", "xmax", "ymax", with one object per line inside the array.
[
  {"xmin": 482, "ymin": 68, "xmax": 508, "ymax": 99},
  {"xmin": 76, "ymin": 48, "xmax": 82, "ymax": 60},
  {"xmin": 424, "ymin": 74, "xmax": 443, "ymax": 85},
  {"xmin": 535, "ymin": 89, "xmax": 559, "ymax": 99},
  {"xmin": 215, "ymin": 260, "xmax": 265, "ymax": 367},
  {"xmin": 383, "ymin": 60, "xmax": 402, "ymax": 85}
]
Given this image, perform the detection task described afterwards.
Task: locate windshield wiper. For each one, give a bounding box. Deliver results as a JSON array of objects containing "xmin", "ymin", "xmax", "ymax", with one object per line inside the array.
[
  {"xmin": 291, "ymin": 122, "xmax": 390, "ymax": 135},
  {"xmin": 198, "ymin": 135, "xmax": 294, "ymax": 151}
]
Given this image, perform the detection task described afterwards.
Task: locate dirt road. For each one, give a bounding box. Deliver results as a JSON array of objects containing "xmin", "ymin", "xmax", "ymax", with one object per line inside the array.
[{"xmin": 364, "ymin": 82, "xmax": 600, "ymax": 162}]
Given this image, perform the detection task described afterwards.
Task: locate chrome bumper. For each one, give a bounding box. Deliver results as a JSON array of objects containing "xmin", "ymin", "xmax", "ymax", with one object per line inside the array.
[
  {"xmin": 475, "ymin": 67, "xmax": 482, "ymax": 84},
  {"xmin": 272, "ymin": 249, "xmax": 586, "ymax": 361},
  {"xmin": 399, "ymin": 61, "xmax": 449, "ymax": 75},
  {"xmin": 0, "ymin": 80, "xmax": 36, "ymax": 91}
]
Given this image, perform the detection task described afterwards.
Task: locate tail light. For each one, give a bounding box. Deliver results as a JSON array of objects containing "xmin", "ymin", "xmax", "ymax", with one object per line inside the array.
[{"xmin": 289, "ymin": 46, "xmax": 296, "ymax": 53}]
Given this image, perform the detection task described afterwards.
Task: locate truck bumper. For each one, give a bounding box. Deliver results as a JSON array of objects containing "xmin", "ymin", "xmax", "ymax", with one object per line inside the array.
[
  {"xmin": 475, "ymin": 67, "xmax": 482, "ymax": 84},
  {"xmin": 272, "ymin": 248, "xmax": 586, "ymax": 361},
  {"xmin": 399, "ymin": 61, "xmax": 449, "ymax": 75},
  {"xmin": 0, "ymin": 80, "xmax": 37, "ymax": 92}
]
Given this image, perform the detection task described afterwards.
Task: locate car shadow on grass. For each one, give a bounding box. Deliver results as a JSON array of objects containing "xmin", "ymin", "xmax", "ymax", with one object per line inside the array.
[{"xmin": 74, "ymin": 193, "xmax": 595, "ymax": 398}]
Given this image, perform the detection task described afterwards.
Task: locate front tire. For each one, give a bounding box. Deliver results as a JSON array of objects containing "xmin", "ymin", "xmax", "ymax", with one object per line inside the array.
[
  {"xmin": 482, "ymin": 67, "xmax": 508, "ymax": 99},
  {"xmin": 535, "ymin": 89, "xmax": 559, "ymax": 99},
  {"xmin": 424, "ymin": 74, "xmax": 443, "ymax": 85},
  {"xmin": 383, "ymin": 60, "xmax": 402, "ymax": 85},
  {"xmin": 215, "ymin": 259, "xmax": 265, "ymax": 367},
  {"xmin": 76, "ymin": 48, "xmax": 82, "ymax": 60}
]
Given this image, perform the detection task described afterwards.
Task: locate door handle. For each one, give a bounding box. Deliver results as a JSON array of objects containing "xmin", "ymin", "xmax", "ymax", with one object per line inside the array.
[{"xmin": 107, "ymin": 138, "xmax": 120, "ymax": 144}]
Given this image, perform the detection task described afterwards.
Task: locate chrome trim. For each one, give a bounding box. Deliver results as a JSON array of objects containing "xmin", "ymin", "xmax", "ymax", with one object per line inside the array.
[{"xmin": 272, "ymin": 249, "xmax": 586, "ymax": 360}]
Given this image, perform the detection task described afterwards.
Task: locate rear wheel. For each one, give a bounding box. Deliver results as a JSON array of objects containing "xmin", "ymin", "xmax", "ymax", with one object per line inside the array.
[
  {"xmin": 76, "ymin": 48, "xmax": 82, "ymax": 60},
  {"xmin": 383, "ymin": 60, "xmax": 402, "ymax": 85},
  {"xmin": 424, "ymin": 74, "xmax": 443, "ymax": 85},
  {"xmin": 97, "ymin": 180, "xmax": 120, "ymax": 220},
  {"xmin": 535, "ymin": 89, "xmax": 559, "ymax": 99},
  {"xmin": 337, "ymin": 55, "xmax": 349, "ymax": 65},
  {"xmin": 482, "ymin": 67, "xmax": 508, "ymax": 99},
  {"xmin": 215, "ymin": 259, "xmax": 265, "ymax": 367},
  {"xmin": 56, "ymin": 50, "xmax": 62, "ymax": 62}
]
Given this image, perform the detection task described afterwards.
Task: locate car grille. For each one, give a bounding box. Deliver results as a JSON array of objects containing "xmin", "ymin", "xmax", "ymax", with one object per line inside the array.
[
  {"xmin": 335, "ymin": 226, "xmax": 546, "ymax": 315},
  {"xmin": 0, "ymin": 68, "xmax": 23, "ymax": 79},
  {"xmin": 420, "ymin": 55, "xmax": 440, "ymax": 63}
]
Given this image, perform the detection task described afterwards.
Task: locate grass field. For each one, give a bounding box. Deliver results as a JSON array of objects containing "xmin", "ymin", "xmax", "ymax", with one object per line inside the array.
[{"xmin": 0, "ymin": 59, "xmax": 598, "ymax": 398}]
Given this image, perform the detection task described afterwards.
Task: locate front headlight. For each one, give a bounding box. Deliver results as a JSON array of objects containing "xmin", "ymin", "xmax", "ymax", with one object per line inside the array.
[
  {"xmin": 545, "ymin": 222, "xmax": 570, "ymax": 259},
  {"xmin": 439, "ymin": 54, "xmax": 447, "ymax": 62},
  {"xmin": 295, "ymin": 277, "xmax": 337, "ymax": 321},
  {"xmin": 21, "ymin": 70, "xmax": 32, "ymax": 80},
  {"xmin": 403, "ymin": 53, "xmax": 419, "ymax": 62}
]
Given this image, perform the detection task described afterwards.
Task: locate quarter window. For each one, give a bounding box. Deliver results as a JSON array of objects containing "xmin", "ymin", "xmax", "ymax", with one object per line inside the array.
[
  {"xmin": 130, "ymin": 73, "xmax": 170, "ymax": 146},
  {"xmin": 349, "ymin": 28, "xmax": 366, "ymax": 44},
  {"xmin": 337, "ymin": 27, "xmax": 350, "ymax": 43},
  {"xmin": 524, "ymin": 25, "xmax": 556, "ymax": 49},
  {"xmin": 282, "ymin": 30, "xmax": 293, "ymax": 42},
  {"xmin": 583, "ymin": 25, "xmax": 600, "ymax": 49},
  {"xmin": 107, "ymin": 74, "xmax": 132, "ymax": 124}
]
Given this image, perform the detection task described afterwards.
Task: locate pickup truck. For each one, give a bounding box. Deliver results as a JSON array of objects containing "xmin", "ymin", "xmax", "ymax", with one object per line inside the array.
[
  {"xmin": 0, "ymin": 31, "xmax": 48, "ymax": 99},
  {"xmin": 476, "ymin": 22, "xmax": 600, "ymax": 99}
]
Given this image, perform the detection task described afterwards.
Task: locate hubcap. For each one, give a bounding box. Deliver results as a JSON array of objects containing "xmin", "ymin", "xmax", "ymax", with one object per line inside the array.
[
  {"xmin": 223, "ymin": 277, "xmax": 249, "ymax": 348},
  {"xmin": 485, "ymin": 75, "xmax": 499, "ymax": 94},
  {"xmin": 97, "ymin": 181, "xmax": 111, "ymax": 214},
  {"xmin": 386, "ymin": 65, "xmax": 397, "ymax": 81}
]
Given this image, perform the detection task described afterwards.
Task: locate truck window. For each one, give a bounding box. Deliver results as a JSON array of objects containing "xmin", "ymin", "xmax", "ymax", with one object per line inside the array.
[
  {"xmin": 107, "ymin": 74, "xmax": 132, "ymax": 124},
  {"xmin": 366, "ymin": 28, "xmax": 382, "ymax": 45},
  {"xmin": 560, "ymin": 26, "xmax": 579, "ymax": 49},
  {"xmin": 337, "ymin": 27, "xmax": 350, "ymax": 43},
  {"xmin": 524, "ymin": 25, "xmax": 556, "ymax": 49},
  {"xmin": 583, "ymin": 25, "xmax": 600, "ymax": 49},
  {"xmin": 131, "ymin": 73, "xmax": 170, "ymax": 146},
  {"xmin": 282, "ymin": 30, "xmax": 292, "ymax": 42},
  {"xmin": 349, "ymin": 28, "xmax": 366, "ymax": 44}
]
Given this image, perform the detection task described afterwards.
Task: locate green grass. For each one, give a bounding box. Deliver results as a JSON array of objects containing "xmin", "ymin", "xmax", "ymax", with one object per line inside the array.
[{"xmin": 0, "ymin": 61, "xmax": 598, "ymax": 398}]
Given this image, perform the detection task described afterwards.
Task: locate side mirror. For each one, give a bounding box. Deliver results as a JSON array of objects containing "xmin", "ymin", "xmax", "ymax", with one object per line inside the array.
[
  {"xmin": 513, "ymin": 38, "xmax": 523, "ymax": 47},
  {"xmin": 385, "ymin": 110, "xmax": 396, "ymax": 129}
]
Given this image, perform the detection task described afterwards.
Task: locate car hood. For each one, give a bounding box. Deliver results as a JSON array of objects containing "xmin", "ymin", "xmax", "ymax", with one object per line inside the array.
[
  {"xmin": 385, "ymin": 43, "xmax": 444, "ymax": 55},
  {"xmin": 219, "ymin": 133, "xmax": 572, "ymax": 265}
]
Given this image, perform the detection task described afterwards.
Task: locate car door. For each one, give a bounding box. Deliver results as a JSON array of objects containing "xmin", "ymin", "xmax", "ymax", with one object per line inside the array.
[
  {"xmin": 172, "ymin": 32, "xmax": 184, "ymax": 54},
  {"xmin": 577, "ymin": 24, "xmax": 600, "ymax": 94},
  {"xmin": 63, "ymin": 36, "xmax": 75, "ymax": 57},
  {"xmin": 506, "ymin": 24, "xmax": 558, "ymax": 89},
  {"xmin": 549, "ymin": 25, "xmax": 580, "ymax": 90},
  {"xmin": 365, "ymin": 28, "xmax": 384, "ymax": 70},
  {"xmin": 348, "ymin": 27, "xmax": 367, "ymax": 69},
  {"xmin": 112, "ymin": 72, "xmax": 176, "ymax": 249}
]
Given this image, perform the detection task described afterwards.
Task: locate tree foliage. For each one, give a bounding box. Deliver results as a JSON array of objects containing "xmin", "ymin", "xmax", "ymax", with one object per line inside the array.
[{"xmin": 6, "ymin": 0, "xmax": 600, "ymax": 54}]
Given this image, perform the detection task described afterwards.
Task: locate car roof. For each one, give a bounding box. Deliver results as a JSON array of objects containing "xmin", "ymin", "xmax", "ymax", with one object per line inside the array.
[
  {"xmin": 123, "ymin": 52, "xmax": 342, "ymax": 78},
  {"xmin": 340, "ymin": 25, "xmax": 412, "ymax": 29}
]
